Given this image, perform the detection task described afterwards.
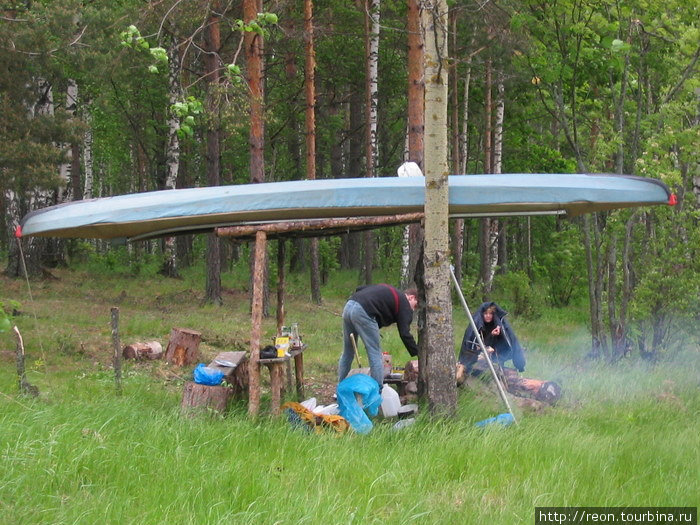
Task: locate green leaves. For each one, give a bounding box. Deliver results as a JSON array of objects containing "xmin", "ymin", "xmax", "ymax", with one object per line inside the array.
[
  {"xmin": 171, "ymin": 97, "xmax": 203, "ymax": 139},
  {"xmin": 119, "ymin": 26, "xmax": 168, "ymax": 74},
  {"xmin": 0, "ymin": 300, "xmax": 20, "ymax": 334},
  {"xmin": 225, "ymin": 63, "xmax": 243, "ymax": 84},
  {"xmin": 0, "ymin": 316, "xmax": 11, "ymax": 334},
  {"xmin": 231, "ymin": 12, "xmax": 279, "ymax": 38}
]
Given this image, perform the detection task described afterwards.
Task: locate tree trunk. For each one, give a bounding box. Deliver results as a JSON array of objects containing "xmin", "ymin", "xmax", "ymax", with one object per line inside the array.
[
  {"xmin": 479, "ymin": 57, "xmax": 495, "ymax": 297},
  {"xmin": 83, "ymin": 107, "xmax": 94, "ymax": 200},
  {"xmin": 59, "ymin": 79, "xmax": 79, "ymax": 203},
  {"xmin": 421, "ymin": 0, "xmax": 457, "ymax": 417},
  {"xmin": 245, "ymin": 0, "xmax": 265, "ymax": 184},
  {"xmin": 165, "ymin": 328, "xmax": 202, "ymax": 367},
  {"xmin": 583, "ymin": 215, "xmax": 604, "ymax": 358},
  {"xmin": 361, "ymin": 0, "xmax": 380, "ymax": 285},
  {"xmin": 304, "ymin": 0, "xmax": 322, "ymax": 305},
  {"xmin": 181, "ymin": 382, "xmax": 233, "ymax": 415},
  {"xmin": 248, "ymin": 231, "xmax": 266, "ymax": 416},
  {"xmin": 401, "ymin": 0, "xmax": 424, "ymax": 289},
  {"xmin": 161, "ymin": 34, "xmax": 182, "ymax": 278},
  {"xmin": 245, "ymin": 0, "xmax": 268, "ymax": 313},
  {"xmin": 204, "ymin": 7, "xmax": 222, "ymax": 305}
]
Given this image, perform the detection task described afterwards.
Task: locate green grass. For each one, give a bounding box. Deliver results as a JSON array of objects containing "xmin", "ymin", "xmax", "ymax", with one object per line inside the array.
[{"xmin": 1, "ymin": 267, "xmax": 698, "ymax": 524}]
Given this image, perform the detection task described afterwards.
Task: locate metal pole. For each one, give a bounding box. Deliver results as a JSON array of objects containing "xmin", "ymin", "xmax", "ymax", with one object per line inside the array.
[{"xmin": 449, "ymin": 266, "xmax": 517, "ymax": 423}]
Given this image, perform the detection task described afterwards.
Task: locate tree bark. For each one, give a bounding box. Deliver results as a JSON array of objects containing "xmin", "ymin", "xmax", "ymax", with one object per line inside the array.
[
  {"xmin": 304, "ymin": 0, "xmax": 321, "ymax": 305},
  {"xmin": 402, "ymin": 0, "xmax": 424, "ymax": 289},
  {"xmin": 181, "ymin": 382, "xmax": 233, "ymax": 415},
  {"xmin": 361, "ymin": 0, "xmax": 380, "ymax": 285},
  {"xmin": 204, "ymin": 6, "xmax": 222, "ymax": 304},
  {"xmin": 245, "ymin": 0, "xmax": 265, "ymax": 184},
  {"xmin": 161, "ymin": 34, "xmax": 182, "ymax": 278},
  {"xmin": 248, "ymin": 230, "xmax": 266, "ymax": 416},
  {"xmin": 165, "ymin": 328, "xmax": 202, "ymax": 367},
  {"xmin": 421, "ymin": 0, "xmax": 457, "ymax": 417}
]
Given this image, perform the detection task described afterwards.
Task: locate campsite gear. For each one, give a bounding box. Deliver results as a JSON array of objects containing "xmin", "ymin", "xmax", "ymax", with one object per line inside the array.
[
  {"xmin": 337, "ymin": 374, "xmax": 382, "ymax": 434},
  {"xmin": 380, "ymin": 385, "xmax": 401, "ymax": 417},
  {"xmin": 193, "ymin": 364, "xmax": 225, "ymax": 386},
  {"xmin": 393, "ymin": 418, "xmax": 416, "ymax": 430},
  {"xmin": 449, "ymin": 266, "xmax": 518, "ymax": 424},
  {"xmin": 300, "ymin": 397, "xmax": 317, "ymax": 411},
  {"xmin": 18, "ymin": 174, "xmax": 673, "ymax": 241},
  {"xmin": 397, "ymin": 404, "xmax": 418, "ymax": 419},
  {"xmin": 260, "ymin": 345, "xmax": 277, "ymax": 359},
  {"xmin": 275, "ymin": 336, "xmax": 290, "ymax": 357},
  {"xmin": 282, "ymin": 402, "xmax": 350, "ymax": 434},
  {"xmin": 475, "ymin": 413, "xmax": 515, "ymax": 428},
  {"xmin": 314, "ymin": 403, "xmax": 340, "ymax": 416},
  {"xmin": 382, "ymin": 352, "xmax": 392, "ymax": 378},
  {"xmin": 349, "ymin": 333, "xmax": 362, "ymax": 368}
]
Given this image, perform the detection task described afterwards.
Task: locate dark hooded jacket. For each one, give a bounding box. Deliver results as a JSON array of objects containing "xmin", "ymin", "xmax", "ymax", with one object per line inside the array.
[{"xmin": 459, "ymin": 301, "xmax": 525, "ymax": 372}]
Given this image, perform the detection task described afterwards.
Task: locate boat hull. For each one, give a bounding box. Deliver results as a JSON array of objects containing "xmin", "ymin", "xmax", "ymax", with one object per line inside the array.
[{"xmin": 19, "ymin": 174, "xmax": 671, "ymax": 240}]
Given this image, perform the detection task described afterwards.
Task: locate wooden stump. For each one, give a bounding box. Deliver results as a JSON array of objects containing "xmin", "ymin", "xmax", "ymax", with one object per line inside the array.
[
  {"xmin": 165, "ymin": 328, "xmax": 201, "ymax": 367},
  {"xmin": 123, "ymin": 341, "xmax": 163, "ymax": 360},
  {"xmin": 181, "ymin": 381, "xmax": 232, "ymax": 415}
]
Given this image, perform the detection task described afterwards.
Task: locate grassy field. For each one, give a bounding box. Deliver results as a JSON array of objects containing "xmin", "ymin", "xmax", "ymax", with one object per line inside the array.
[{"xmin": 1, "ymin": 265, "xmax": 698, "ymax": 524}]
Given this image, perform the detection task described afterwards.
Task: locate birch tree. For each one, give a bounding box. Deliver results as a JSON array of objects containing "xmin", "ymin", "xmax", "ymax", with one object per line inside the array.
[
  {"xmin": 361, "ymin": 0, "xmax": 380, "ymax": 285},
  {"xmin": 420, "ymin": 0, "xmax": 456, "ymax": 416}
]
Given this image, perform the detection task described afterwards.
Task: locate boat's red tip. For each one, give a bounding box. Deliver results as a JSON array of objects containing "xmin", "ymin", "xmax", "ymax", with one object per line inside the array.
[
  {"xmin": 668, "ymin": 194, "xmax": 677, "ymax": 206},
  {"xmin": 14, "ymin": 225, "xmax": 22, "ymax": 238}
]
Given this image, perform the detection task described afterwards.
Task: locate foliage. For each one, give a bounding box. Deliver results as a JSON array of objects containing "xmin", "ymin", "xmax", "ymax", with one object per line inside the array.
[
  {"xmin": 537, "ymin": 226, "xmax": 587, "ymax": 308},
  {"xmin": 0, "ymin": 299, "xmax": 19, "ymax": 333},
  {"xmin": 492, "ymin": 270, "xmax": 543, "ymax": 319}
]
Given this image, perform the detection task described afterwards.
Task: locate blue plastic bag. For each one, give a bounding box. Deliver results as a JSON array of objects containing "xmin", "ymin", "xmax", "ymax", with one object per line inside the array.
[
  {"xmin": 193, "ymin": 363, "xmax": 225, "ymax": 386},
  {"xmin": 475, "ymin": 412, "xmax": 514, "ymax": 428},
  {"xmin": 336, "ymin": 374, "xmax": 382, "ymax": 434}
]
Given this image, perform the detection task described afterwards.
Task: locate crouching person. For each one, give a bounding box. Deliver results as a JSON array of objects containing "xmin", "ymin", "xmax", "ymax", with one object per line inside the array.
[{"xmin": 458, "ymin": 302, "xmax": 525, "ymax": 374}]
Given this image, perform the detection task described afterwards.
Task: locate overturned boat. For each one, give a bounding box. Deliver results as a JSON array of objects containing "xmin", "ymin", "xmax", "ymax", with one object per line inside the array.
[{"xmin": 18, "ymin": 173, "xmax": 673, "ymax": 241}]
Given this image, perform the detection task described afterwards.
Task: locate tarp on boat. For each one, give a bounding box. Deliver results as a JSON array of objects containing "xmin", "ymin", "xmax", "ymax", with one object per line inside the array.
[{"xmin": 18, "ymin": 173, "xmax": 672, "ymax": 241}]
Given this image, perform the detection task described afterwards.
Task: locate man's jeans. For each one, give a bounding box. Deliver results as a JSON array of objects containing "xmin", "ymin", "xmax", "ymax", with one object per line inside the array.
[{"xmin": 338, "ymin": 300, "xmax": 383, "ymax": 387}]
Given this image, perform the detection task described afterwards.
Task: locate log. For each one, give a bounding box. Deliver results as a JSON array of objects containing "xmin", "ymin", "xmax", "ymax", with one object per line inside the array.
[
  {"xmin": 123, "ymin": 341, "xmax": 163, "ymax": 360},
  {"xmin": 181, "ymin": 381, "xmax": 233, "ymax": 415},
  {"xmin": 248, "ymin": 230, "xmax": 266, "ymax": 416},
  {"xmin": 164, "ymin": 328, "xmax": 201, "ymax": 366},
  {"xmin": 216, "ymin": 212, "xmax": 425, "ymax": 240},
  {"xmin": 471, "ymin": 358, "xmax": 562, "ymax": 405}
]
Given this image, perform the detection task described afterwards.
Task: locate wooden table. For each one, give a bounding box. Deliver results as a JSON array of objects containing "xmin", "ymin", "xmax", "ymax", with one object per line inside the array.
[{"xmin": 258, "ymin": 344, "xmax": 306, "ymax": 415}]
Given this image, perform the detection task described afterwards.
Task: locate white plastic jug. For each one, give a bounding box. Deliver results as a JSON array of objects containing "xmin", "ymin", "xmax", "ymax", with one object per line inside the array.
[{"xmin": 380, "ymin": 385, "xmax": 400, "ymax": 418}]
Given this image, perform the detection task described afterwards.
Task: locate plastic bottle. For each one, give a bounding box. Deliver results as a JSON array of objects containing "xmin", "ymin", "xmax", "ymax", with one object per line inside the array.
[
  {"xmin": 382, "ymin": 352, "xmax": 392, "ymax": 378},
  {"xmin": 380, "ymin": 385, "xmax": 400, "ymax": 417},
  {"xmin": 393, "ymin": 417, "xmax": 415, "ymax": 430}
]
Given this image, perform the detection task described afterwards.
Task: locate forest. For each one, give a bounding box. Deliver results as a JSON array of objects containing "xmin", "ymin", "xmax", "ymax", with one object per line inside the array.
[
  {"xmin": 1, "ymin": 2, "xmax": 699, "ymax": 522},
  {"xmin": 1, "ymin": 0, "xmax": 699, "ymax": 361}
]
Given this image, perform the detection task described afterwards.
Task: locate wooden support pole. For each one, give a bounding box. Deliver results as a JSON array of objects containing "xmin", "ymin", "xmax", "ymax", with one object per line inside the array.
[
  {"xmin": 276, "ymin": 239, "xmax": 286, "ymax": 335},
  {"xmin": 294, "ymin": 352, "xmax": 304, "ymax": 399},
  {"xmin": 13, "ymin": 325, "xmax": 38, "ymax": 397},
  {"xmin": 217, "ymin": 212, "xmax": 424, "ymax": 239},
  {"xmin": 248, "ymin": 230, "xmax": 267, "ymax": 416},
  {"xmin": 111, "ymin": 307, "xmax": 122, "ymax": 396}
]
